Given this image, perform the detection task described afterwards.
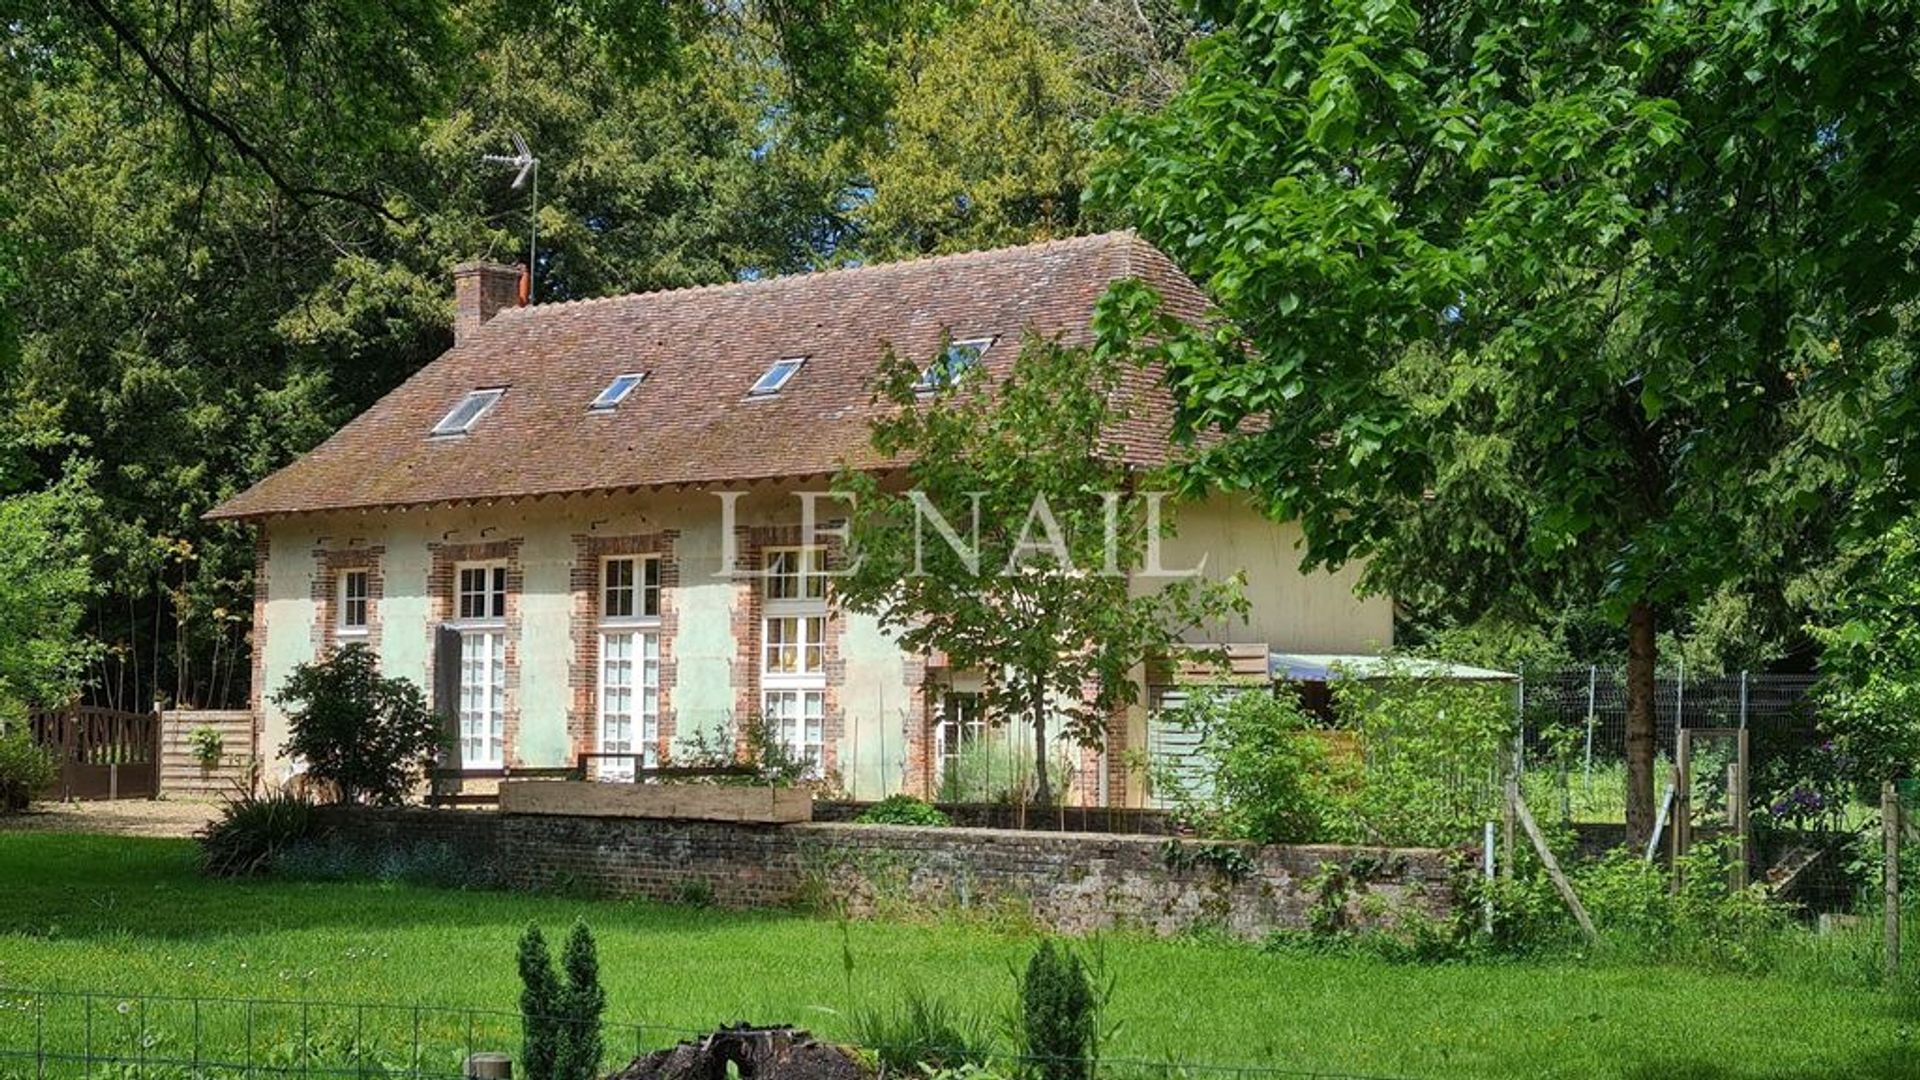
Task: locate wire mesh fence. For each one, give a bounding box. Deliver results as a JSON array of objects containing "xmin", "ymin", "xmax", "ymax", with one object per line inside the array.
[
  {"xmin": 0, "ymin": 986, "xmax": 1411, "ymax": 1080},
  {"xmin": 1517, "ymin": 669, "xmax": 1821, "ymax": 825}
]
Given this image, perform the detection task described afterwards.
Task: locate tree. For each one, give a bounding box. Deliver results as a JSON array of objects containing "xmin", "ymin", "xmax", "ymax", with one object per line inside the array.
[
  {"xmin": 834, "ymin": 332, "xmax": 1243, "ymax": 809},
  {"xmin": 1810, "ymin": 516, "xmax": 1920, "ymax": 792},
  {"xmin": 0, "ymin": 467, "xmax": 99, "ymax": 709},
  {"xmin": 1017, "ymin": 939, "xmax": 1097, "ymax": 1080},
  {"xmin": 555, "ymin": 921, "xmax": 605, "ymax": 1080},
  {"xmin": 849, "ymin": 0, "xmax": 1095, "ymax": 258},
  {"xmin": 517, "ymin": 920, "xmax": 605, "ymax": 1080},
  {"xmin": 517, "ymin": 924, "xmax": 563, "ymax": 1080},
  {"xmin": 272, "ymin": 645, "xmax": 441, "ymax": 804},
  {"xmin": 0, "ymin": 3, "xmax": 862, "ymax": 713},
  {"xmin": 1093, "ymin": 0, "xmax": 1920, "ymax": 847}
]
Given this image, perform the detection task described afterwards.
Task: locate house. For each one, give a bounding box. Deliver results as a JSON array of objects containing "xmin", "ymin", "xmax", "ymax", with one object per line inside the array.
[{"xmin": 207, "ymin": 232, "xmax": 1390, "ymax": 806}]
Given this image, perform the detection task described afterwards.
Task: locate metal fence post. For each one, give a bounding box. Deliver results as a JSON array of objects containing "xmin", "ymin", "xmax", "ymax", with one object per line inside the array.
[
  {"xmin": 1512, "ymin": 675, "xmax": 1526, "ymax": 776},
  {"xmin": 1739, "ymin": 670, "xmax": 1749, "ymax": 731},
  {"xmin": 466, "ymin": 1052, "xmax": 512, "ymax": 1080},
  {"xmin": 1675, "ymin": 661, "xmax": 1686, "ymax": 739},
  {"xmin": 1582, "ymin": 665, "xmax": 1597, "ymax": 795},
  {"xmin": 1886, "ymin": 781, "xmax": 1901, "ymax": 981}
]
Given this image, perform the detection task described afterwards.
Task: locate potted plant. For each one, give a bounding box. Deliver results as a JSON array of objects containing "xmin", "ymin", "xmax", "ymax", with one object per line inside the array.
[{"xmin": 189, "ymin": 725, "xmax": 224, "ymax": 772}]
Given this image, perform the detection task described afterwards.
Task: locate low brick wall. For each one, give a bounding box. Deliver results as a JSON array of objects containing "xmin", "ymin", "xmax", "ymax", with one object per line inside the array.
[{"xmin": 313, "ymin": 806, "xmax": 1458, "ymax": 938}]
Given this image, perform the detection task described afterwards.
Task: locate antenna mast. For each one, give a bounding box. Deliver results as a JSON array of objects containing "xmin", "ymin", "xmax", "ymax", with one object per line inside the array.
[{"xmin": 481, "ymin": 132, "xmax": 540, "ymax": 301}]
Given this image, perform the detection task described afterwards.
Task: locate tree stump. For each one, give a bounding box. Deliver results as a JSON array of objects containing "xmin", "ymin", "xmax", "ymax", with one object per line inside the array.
[{"xmin": 605, "ymin": 1024, "xmax": 870, "ymax": 1080}]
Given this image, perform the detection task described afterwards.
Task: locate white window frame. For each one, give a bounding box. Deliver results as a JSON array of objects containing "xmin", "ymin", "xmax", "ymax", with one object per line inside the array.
[
  {"xmin": 430, "ymin": 388, "xmax": 505, "ymax": 436},
  {"xmin": 914, "ymin": 337, "xmax": 993, "ymax": 393},
  {"xmin": 748, "ymin": 357, "xmax": 806, "ymax": 397},
  {"xmin": 456, "ymin": 563, "xmax": 508, "ymax": 623},
  {"xmin": 589, "ymin": 372, "xmax": 646, "ymax": 411},
  {"xmin": 451, "ymin": 560, "xmax": 509, "ymax": 769},
  {"xmin": 600, "ymin": 554, "xmax": 661, "ymax": 621},
  {"xmin": 337, "ymin": 569, "xmax": 370, "ymax": 637},
  {"xmin": 761, "ymin": 546, "xmax": 827, "ymax": 774},
  {"xmin": 935, "ymin": 691, "xmax": 986, "ymax": 789},
  {"xmin": 597, "ymin": 555, "xmax": 662, "ymax": 780}
]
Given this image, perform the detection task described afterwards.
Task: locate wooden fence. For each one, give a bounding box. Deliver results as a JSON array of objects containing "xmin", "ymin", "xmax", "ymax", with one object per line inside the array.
[
  {"xmin": 27, "ymin": 706, "xmax": 162, "ymax": 801},
  {"xmin": 158, "ymin": 709, "xmax": 257, "ymax": 799}
]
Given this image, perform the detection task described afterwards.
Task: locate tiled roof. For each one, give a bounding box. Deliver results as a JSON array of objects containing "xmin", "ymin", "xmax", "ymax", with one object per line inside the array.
[{"xmin": 206, "ymin": 231, "xmax": 1209, "ymax": 520}]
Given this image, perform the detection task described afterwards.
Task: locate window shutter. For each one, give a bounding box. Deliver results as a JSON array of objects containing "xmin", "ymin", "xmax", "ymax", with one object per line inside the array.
[{"xmin": 433, "ymin": 625, "xmax": 463, "ymax": 767}]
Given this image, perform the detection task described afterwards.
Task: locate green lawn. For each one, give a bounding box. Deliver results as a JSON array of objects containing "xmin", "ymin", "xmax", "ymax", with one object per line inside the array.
[{"xmin": 0, "ymin": 832, "xmax": 1911, "ymax": 1079}]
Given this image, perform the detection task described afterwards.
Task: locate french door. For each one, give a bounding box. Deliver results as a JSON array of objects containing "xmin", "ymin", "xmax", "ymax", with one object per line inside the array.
[
  {"xmin": 598, "ymin": 630, "xmax": 660, "ymax": 779},
  {"xmin": 458, "ymin": 630, "xmax": 506, "ymax": 767}
]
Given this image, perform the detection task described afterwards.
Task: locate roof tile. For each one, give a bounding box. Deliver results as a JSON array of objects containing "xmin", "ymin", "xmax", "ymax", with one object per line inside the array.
[{"xmin": 207, "ymin": 231, "xmax": 1207, "ymax": 519}]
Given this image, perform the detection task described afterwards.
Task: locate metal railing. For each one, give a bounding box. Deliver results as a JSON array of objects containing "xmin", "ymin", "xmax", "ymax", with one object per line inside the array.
[{"xmin": 0, "ymin": 986, "xmax": 1412, "ymax": 1080}]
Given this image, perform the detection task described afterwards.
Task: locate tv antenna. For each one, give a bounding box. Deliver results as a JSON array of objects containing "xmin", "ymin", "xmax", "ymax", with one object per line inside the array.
[{"xmin": 481, "ymin": 132, "xmax": 539, "ymax": 302}]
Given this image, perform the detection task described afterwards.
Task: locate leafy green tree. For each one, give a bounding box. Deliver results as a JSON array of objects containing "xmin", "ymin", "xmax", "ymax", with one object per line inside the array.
[
  {"xmin": 835, "ymin": 333, "xmax": 1243, "ymax": 809},
  {"xmin": 555, "ymin": 920, "xmax": 605, "ymax": 1080},
  {"xmin": 272, "ymin": 645, "xmax": 441, "ymax": 804},
  {"xmin": 0, "ymin": 466, "xmax": 99, "ymax": 709},
  {"xmin": 517, "ymin": 924, "xmax": 562, "ymax": 1080},
  {"xmin": 1810, "ymin": 516, "xmax": 1920, "ymax": 791},
  {"xmin": 1094, "ymin": 0, "xmax": 1920, "ymax": 846},
  {"xmin": 0, "ymin": 4, "xmax": 861, "ymax": 712},
  {"xmin": 850, "ymin": 0, "xmax": 1094, "ymax": 258}
]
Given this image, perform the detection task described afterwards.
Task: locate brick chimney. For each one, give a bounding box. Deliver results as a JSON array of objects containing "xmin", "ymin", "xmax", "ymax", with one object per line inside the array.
[{"xmin": 452, "ymin": 262, "xmax": 524, "ymax": 343}]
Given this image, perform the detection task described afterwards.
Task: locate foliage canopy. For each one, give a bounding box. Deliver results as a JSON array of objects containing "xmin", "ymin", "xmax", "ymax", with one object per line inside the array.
[
  {"xmin": 1093, "ymin": 0, "xmax": 1920, "ymax": 842},
  {"xmin": 835, "ymin": 333, "xmax": 1243, "ymax": 808}
]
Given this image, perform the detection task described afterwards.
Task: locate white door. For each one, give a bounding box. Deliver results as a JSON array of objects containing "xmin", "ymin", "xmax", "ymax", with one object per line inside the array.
[
  {"xmin": 459, "ymin": 631, "xmax": 506, "ymax": 767},
  {"xmin": 598, "ymin": 631, "xmax": 660, "ymax": 779}
]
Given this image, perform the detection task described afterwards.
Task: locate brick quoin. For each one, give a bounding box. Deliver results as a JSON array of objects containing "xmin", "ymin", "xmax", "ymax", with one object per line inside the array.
[
  {"xmin": 569, "ymin": 530, "xmax": 681, "ymax": 765},
  {"xmin": 427, "ymin": 538, "xmax": 525, "ymax": 765},
  {"xmin": 310, "ymin": 543, "xmax": 386, "ymax": 658}
]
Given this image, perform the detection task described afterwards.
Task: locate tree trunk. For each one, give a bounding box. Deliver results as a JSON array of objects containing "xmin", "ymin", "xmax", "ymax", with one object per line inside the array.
[
  {"xmin": 1625, "ymin": 600, "xmax": 1658, "ymax": 850},
  {"xmin": 1031, "ymin": 685, "xmax": 1053, "ymax": 811}
]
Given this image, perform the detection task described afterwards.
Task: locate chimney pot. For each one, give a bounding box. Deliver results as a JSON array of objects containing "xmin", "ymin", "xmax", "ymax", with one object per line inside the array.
[{"xmin": 452, "ymin": 262, "xmax": 525, "ymax": 343}]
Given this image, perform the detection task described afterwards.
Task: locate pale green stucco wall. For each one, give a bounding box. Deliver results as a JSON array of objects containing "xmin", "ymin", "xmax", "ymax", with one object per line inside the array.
[
  {"xmin": 837, "ymin": 611, "xmax": 912, "ymax": 800},
  {"xmin": 670, "ymin": 516, "xmax": 738, "ymax": 743},
  {"xmin": 251, "ymin": 487, "xmax": 1384, "ymax": 798}
]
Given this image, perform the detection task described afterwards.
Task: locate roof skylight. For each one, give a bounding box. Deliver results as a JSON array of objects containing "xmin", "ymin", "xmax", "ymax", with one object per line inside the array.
[
  {"xmin": 589, "ymin": 372, "xmax": 646, "ymax": 410},
  {"xmin": 749, "ymin": 357, "xmax": 806, "ymax": 397},
  {"xmin": 431, "ymin": 388, "xmax": 505, "ymax": 436},
  {"xmin": 914, "ymin": 338, "xmax": 993, "ymax": 393}
]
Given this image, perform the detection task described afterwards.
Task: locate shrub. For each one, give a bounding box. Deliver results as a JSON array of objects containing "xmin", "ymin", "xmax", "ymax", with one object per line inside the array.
[
  {"xmin": 1015, "ymin": 940, "xmax": 1098, "ymax": 1080},
  {"xmin": 671, "ymin": 714, "xmax": 814, "ymax": 786},
  {"xmin": 518, "ymin": 925, "xmax": 563, "ymax": 1080},
  {"xmin": 188, "ymin": 725, "xmax": 224, "ymax": 769},
  {"xmin": 557, "ymin": 921, "xmax": 605, "ymax": 1080},
  {"xmin": 938, "ymin": 738, "xmax": 1074, "ymax": 805},
  {"xmin": 519, "ymin": 921, "xmax": 605, "ymax": 1080},
  {"xmin": 274, "ymin": 644, "xmax": 442, "ymax": 805},
  {"xmin": 852, "ymin": 987, "xmax": 992, "ymax": 1075},
  {"xmin": 0, "ymin": 725, "xmax": 56, "ymax": 812},
  {"xmin": 1155, "ymin": 688, "xmax": 1339, "ymax": 843},
  {"xmin": 1327, "ymin": 665, "xmax": 1514, "ymax": 846},
  {"xmin": 196, "ymin": 789, "xmax": 316, "ymax": 877},
  {"xmin": 1591, "ymin": 841, "xmax": 1790, "ymax": 972},
  {"xmin": 858, "ymin": 795, "xmax": 951, "ymax": 827}
]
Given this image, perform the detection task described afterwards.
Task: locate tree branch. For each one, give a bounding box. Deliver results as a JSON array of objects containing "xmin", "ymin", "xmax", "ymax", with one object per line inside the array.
[{"xmin": 76, "ymin": 0, "xmax": 404, "ymax": 224}]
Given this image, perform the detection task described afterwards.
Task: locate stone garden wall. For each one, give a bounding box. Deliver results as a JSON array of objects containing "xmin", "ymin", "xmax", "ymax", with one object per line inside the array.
[{"xmin": 311, "ymin": 806, "xmax": 1459, "ymax": 939}]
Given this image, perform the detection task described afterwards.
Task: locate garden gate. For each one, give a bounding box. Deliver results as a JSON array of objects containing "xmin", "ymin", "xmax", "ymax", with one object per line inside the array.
[{"xmin": 28, "ymin": 706, "xmax": 162, "ymax": 800}]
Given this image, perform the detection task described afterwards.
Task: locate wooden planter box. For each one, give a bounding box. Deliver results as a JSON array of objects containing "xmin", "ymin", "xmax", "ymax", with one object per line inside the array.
[{"xmin": 499, "ymin": 780, "xmax": 813, "ymax": 823}]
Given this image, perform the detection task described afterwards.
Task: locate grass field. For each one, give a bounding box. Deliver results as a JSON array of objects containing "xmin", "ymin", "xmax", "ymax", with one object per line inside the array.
[{"xmin": 0, "ymin": 832, "xmax": 1912, "ymax": 1079}]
